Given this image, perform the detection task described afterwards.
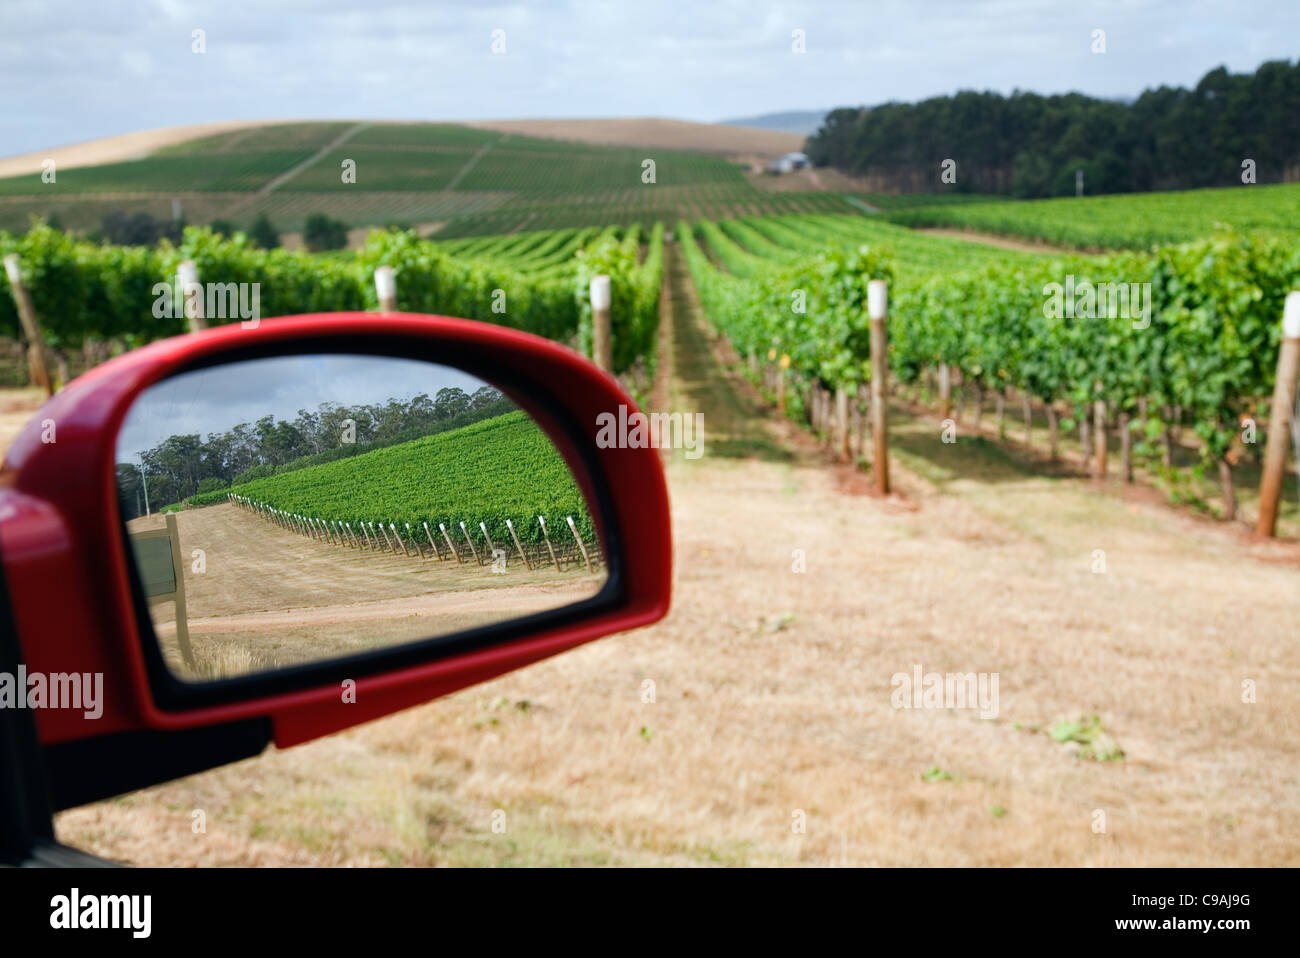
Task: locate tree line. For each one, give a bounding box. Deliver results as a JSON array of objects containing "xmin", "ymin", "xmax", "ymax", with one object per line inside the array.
[
  {"xmin": 117, "ymin": 385, "xmax": 511, "ymax": 518},
  {"xmin": 806, "ymin": 59, "xmax": 1300, "ymax": 197}
]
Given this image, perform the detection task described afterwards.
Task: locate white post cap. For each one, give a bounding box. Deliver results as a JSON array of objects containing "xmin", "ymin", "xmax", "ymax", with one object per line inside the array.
[
  {"xmin": 177, "ymin": 260, "xmax": 199, "ymax": 284},
  {"xmin": 590, "ymin": 274, "xmax": 611, "ymax": 310},
  {"xmin": 374, "ymin": 265, "xmax": 396, "ymax": 301},
  {"xmin": 1284, "ymin": 291, "xmax": 1300, "ymax": 339},
  {"xmin": 3, "ymin": 254, "xmax": 20, "ymax": 284},
  {"xmin": 868, "ymin": 279, "xmax": 888, "ymax": 320}
]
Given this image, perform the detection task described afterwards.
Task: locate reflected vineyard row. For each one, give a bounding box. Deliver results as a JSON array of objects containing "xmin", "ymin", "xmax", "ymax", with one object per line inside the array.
[{"xmin": 227, "ymin": 494, "xmax": 603, "ymax": 574}]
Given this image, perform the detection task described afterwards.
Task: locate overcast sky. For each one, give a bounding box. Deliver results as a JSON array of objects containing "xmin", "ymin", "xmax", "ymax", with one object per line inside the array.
[
  {"xmin": 2, "ymin": 1, "xmax": 1297, "ymax": 156},
  {"xmin": 117, "ymin": 354, "xmax": 486, "ymax": 460}
]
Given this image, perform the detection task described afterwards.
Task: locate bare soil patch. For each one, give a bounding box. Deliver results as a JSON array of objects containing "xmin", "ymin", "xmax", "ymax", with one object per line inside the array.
[
  {"xmin": 127, "ymin": 504, "xmax": 602, "ymax": 679},
  {"xmin": 917, "ymin": 227, "xmax": 1079, "ymax": 254}
]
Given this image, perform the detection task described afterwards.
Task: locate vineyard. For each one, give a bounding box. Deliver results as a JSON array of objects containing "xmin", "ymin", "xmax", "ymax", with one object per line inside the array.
[
  {"xmin": 887, "ymin": 182, "xmax": 1300, "ymax": 250},
  {"xmin": 0, "ymin": 219, "xmax": 666, "ymax": 386},
  {"xmin": 0, "ymin": 120, "xmax": 856, "ymax": 235},
  {"xmin": 221, "ymin": 410, "xmax": 600, "ymax": 568},
  {"xmin": 681, "ymin": 211, "xmax": 1300, "ymax": 519}
]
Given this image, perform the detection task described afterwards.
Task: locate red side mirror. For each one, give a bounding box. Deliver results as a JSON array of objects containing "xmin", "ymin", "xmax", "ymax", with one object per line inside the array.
[{"xmin": 0, "ymin": 313, "xmax": 671, "ymax": 809}]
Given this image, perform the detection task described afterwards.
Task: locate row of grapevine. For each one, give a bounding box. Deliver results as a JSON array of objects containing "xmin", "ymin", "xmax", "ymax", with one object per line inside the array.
[
  {"xmin": 683, "ymin": 213, "xmax": 1300, "ymax": 492},
  {"xmin": 885, "ymin": 182, "xmax": 1300, "ymax": 250},
  {"xmin": 0, "ymin": 220, "xmax": 665, "ymax": 375},
  {"xmin": 228, "ymin": 494, "xmax": 602, "ymax": 573},
  {"xmin": 220, "ymin": 411, "xmax": 596, "ymax": 548}
]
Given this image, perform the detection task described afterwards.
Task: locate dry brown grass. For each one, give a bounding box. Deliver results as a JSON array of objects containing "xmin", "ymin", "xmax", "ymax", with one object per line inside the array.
[
  {"xmin": 0, "ymin": 388, "xmax": 46, "ymax": 454},
  {"xmin": 463, "ymin": 118, "xmax": 804, "ymax": 157},
  {"xmin": 0, "ymin": 121, "xmax": 288, "ymax": 177},
  {"xmin": 47, "ymin": 245, "xmax": 1300, "ymax": 868},
  {"xmin": 129, "ymin": 504, "xmax": 603, "ymax": 679}
]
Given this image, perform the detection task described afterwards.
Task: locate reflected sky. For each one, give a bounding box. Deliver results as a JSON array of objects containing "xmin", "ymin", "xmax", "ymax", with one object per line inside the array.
[{"xmin": 118, "ymin": 354, "xmax": 487, "ymax": 461}]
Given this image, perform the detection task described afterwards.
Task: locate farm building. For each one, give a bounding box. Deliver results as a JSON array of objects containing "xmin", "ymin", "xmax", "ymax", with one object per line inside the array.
[{"xmin": 766, "ymin": 151, "xmax": 810, "ymax": 173}]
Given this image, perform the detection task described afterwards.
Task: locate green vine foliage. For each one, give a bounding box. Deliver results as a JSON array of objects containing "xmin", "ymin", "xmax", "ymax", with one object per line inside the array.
[
  {"xmin": 684, "ymin": 215, "xmax": 1300, "ymax": 475},
  {"xmin": 0, "ymin": 224, "xmax": 664, "ymax": 377}
]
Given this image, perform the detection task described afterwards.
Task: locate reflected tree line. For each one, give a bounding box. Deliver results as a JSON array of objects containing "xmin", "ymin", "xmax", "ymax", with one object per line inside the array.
[{"xmin": 118, "ymin": 385, "xmax": 511, "ymax": 519}]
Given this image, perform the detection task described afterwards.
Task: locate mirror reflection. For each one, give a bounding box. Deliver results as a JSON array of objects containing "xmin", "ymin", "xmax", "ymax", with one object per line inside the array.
[{"xmin": 115, "ymin": 354, "xmax": 607, "ymax": 683}]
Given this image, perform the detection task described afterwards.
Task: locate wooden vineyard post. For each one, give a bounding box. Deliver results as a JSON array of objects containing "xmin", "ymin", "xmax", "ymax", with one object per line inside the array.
[
  {"xmin": 566, "ymin": 516, "xmax": 593, "ymax": 574},
  {"xmin": 130, "ymin": 512, "xmax": 194, "ymax": 670},
  {"xmin": 590, "ymin": 274, "xmax": 612, "ymax": 373},
  {"xmin": 506, "ymin": 518, "xmax": 533, "ymax": 570},
  {"xmin": 938, "ymin": 362, "xmax": 952, "ymax": 420},
  {"xmin": 374, "ymin": 265, "xmax": 397, "ymax": 312},
  {"xmin": 393, "ymin": 523, "xmax": 413, "ymax": 556},
  {"xmin": 438, "ymin": 522, "xmax": 461, "ymax": 563},
  {"xmin": 1093, "ymin": 398, "xmax": 1108, "ymax": 479},
  {"xmin": 479, "ymin": 522, "xmax": 499, "ymax": 565},
  {"xmin": 3, "ymin": 254, "xmax": 54, "ymax": 397},
  {"xmin": 1022, "ymin": 394, "xmax": 1033, "ymax": 451},
  {"xmin": 423, "ymin": 522, "xmax": 442, "ymax": 560},
  {"xmin": 166, "ymin": 512, "xmax": 194, "ymax": 670},
  {"xmin": 1119, "ymin": 411, "xmax": 1134, "ymax": 483},
  {"xmin": 850, "ymin": 400, "xmax": 863, "ymax": 462},
  {"xmin": 857, "ymin": 383, "xmax": 870, "ymax": 460},
  {"xmin": 538, "ymin": 516, "xmax": 562, "ymax": 571},
  {"xmin": 459, "ymin": 521, "xmax": 482, "ymax": 565},
  {"xmin": 836, "ymin": 387, "xmax": 850, "ymax": 461},
  {"xmin": 177, "ymin": 260, "xmax": 206, "ymax": 332},
  {"xmin": 868, "ymin": 279, "xmax": 890, "ymax": 495},
  {"xmin": 1257, "ymin": 291, "xmax": 1300, "ymax": 537}
]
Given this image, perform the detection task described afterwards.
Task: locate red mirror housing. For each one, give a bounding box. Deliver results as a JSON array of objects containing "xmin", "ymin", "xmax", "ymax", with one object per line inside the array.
[{"xmin": 0, "ymin": 313, "xmax": 671, "ymax": 808}]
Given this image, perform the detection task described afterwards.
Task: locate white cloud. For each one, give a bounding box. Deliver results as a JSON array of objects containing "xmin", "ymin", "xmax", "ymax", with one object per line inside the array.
[{"xmin": 0, "ymin": 0, "xmax": 1297, "ymax": 155}]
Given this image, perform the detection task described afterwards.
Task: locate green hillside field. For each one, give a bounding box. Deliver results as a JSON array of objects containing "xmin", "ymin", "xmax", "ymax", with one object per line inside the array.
[
  {"xmin": 226, "ymin": 410, "xmax": 593, "ymax": 548},
  {"xmin": 0, "ymin": 121, "xmax": 857, "ymax": 236}
]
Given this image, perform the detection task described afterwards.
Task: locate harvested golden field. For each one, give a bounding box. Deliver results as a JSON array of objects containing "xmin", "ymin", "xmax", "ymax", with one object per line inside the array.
[
  {"xmin": 0, "ymin": 120, "xmax": 287, "ymax": 178},
  {"xmin": 462, "ymin": 117, "xmax": 804, "ymax": 156}
]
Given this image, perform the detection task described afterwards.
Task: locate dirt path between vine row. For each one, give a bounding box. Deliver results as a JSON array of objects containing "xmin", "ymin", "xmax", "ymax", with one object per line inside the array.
[
  {"xmin": 916, "ymin": 226, "xmax": 1083, "ymax": 254},
  {"xmin": 46, "ymin": 248, "xmax": 1300, "ymax": 865}
]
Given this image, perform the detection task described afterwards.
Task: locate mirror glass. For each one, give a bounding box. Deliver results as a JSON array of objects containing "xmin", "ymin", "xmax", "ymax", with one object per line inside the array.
[{"xmin": 115, "ymin": 353, "xmax": 607, "ymax": 683}]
